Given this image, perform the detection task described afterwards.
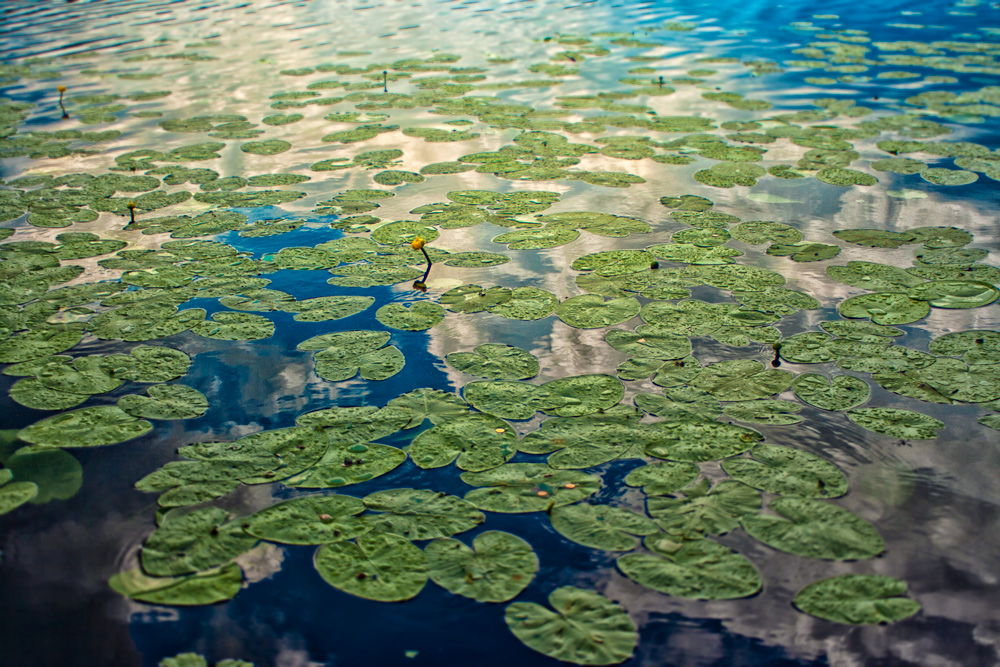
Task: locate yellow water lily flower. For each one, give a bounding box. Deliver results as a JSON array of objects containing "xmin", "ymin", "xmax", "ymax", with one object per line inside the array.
[{"xmin": 410, "ymin": 236, "xmax": 426, "ymax": 250}]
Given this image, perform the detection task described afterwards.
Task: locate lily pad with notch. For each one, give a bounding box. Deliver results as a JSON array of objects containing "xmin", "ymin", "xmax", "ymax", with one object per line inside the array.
[
  {"xmin": 741, "ymin": 497, "xmax": 884, "ymax": 560},
  {"xmin": 426, "ymin": 531, "xmax": 538, "ymax": 603}
]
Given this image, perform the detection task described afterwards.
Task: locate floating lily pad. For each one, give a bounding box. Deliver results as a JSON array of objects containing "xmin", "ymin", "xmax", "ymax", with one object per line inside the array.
[
  {"xmin": 794, "ymin": 574, "xmax": 921, "ymax": 625},
  {"xmin": 315, "ymin": 532, "xmax": 427, "ymax": 602},
  {"xmin": 722, "ymin": 444, "xmax": 847, "ymax": 498},
  {"xmin": 18, "ymin": 406, "xmax": 152, "ymax": 448},
  {"xmin": 623, "ymin": 461, "xmax": 699, "ymax": 496},
  {"xmin": 142, "ymin": 507, "xmax": 257, "ymax": 576},
  {"xmin": 839, "ymin": 292, "xmax": 930, "ymax": 325},
  {"xmin": 690, "ymin": 360, "xmax": 793, "ymax": 401},
  {"xmin": 109, "ymin": 563, "xmax": 242, "ymax": 606},
  {"xmin": 0, "ymin": 480, "xmax": 38, "ymax": 514},
  {"xmin": 386, "ymin": 388, "xmax": 469, "ymax": 428},
  {"xmin": 446, "ymin": 344, "xmax": 539, "ymax": 380},
  {"xmin": 493, "ymin": 227, "xmax": 579, "ymax": 250},
  {"xmin": 816, "ymin": 167, "xmax": 877, "ymax": 186},
  {"xmin": 375, "ymin": 302, "xmax": 445, "ymax": 330},
  {"xmin": 556, "ymin": 295, "xmax": 639, "ymax": 329},
  {"xmin": 441, "ymin": 285, "xmax": 513, "ymax": 313},
  {"xmin": 118, "ymin": 385, "xmax": 209, "ymax": 420},
  {"xmin": 486, "ymin": 287, "xmax": 558, "ymax": 320},
  {"xmin": 362, "ymin": 488, "xmax": 485, "ymax": 540},
  {"xmin": 192, "ymin": 312, "xmax": 274, "ymax": 340},
  {"xmin": 724, "ymin": 400, "xmax": 803, "ymax": 425},
  {"xmin": 605, "ymin": 328, "xmax": 691, "ymax": 359},
  {"xmin": 283, "ymin": 442, "xmax": 407, "ymax": 489},
  {"xmin": 647, "ymin": 478, "xmax": 761, "ymax": 539},
  {"xmin": 550, "ymin": 503, "xmax": 658, "ymax": 551},
  {"xmin": 826, "ymin": 262, "xmax": 923, "ymax": 291},
  {"xmin": 792, "ymin": 374, "xmax": 869, "ymax": 411},
  {"xmin": 426, "ymin": 531, "xmax": 538, "ymax": 603},
  {"xmin": 906, "ymin": 280, "xmax": 999, "ymax": 309},
  {"xmin": 920, "ymin": 168, "xmax": 978, "ymax": 186},
  {"xmin": 741, "ymin": 497, "xmax": 884, "ymax": 560},
  {"xmin": 9, "ymin": 378, "xmax": 88, "ymax": 411},
  {"xmin": 462, "ymin": 463, "xmax": 600, "ymax": 513},
  {"xmin": 3, "ymin": 446, "xmax": 82, "ymax": 503},
  {"xmin": 767, "ymin": 243, "xmax": 841, "ymax": 262},
  {"xmin": 617, "ymin": 536, "xmax": 762, "ymax": 600},
  {"xmin": 282, "ymin": 295, "xmax": 375, "ymax": 322},
  {"xmin": 242, "ymin": 494, "xmax": 367, "ymax": 544},
  {"xmin": 644, "ymin": 420, "xmax": 762, "ymax": 462},
  {"xmin": 633, "ymin": 386, "xmax": 720, "ymax": 421},
  {"xmin": 410, "ymin": 413, "xmax": 517, "ymax": 471}
]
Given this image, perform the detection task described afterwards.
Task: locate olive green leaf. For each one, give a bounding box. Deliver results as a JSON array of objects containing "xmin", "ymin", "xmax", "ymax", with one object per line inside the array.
[
  {"xmin": 462, "ymin": 463, "xmax": 600, "ymax": 513},
  {"xmin": 3, "ymin": 446, "xmax": 82, "ymax": 503},
  {"xmin": 724, "ymin": 400, "xmax": 802, "ymax": 425},
  {"xmin": 315, "ymin": 531, "xmax": 428, "ymax": 601},
  {"xmin": 605, "ymin": 328, "xmax": 691, "ymax": 359},
  {"xmin": 282, "ymin": 442, "xmax": 407, "ymax": 489},
  {"xmin": 18, "ymin": 406, "xmax": 152, "ymax": 448},
  {"xmin": 907, "ymin": 280, "xmax": 999, "ymax": 309},
  {"xmin": 410, "ymin": 413, "xmax": 517, "ymax": 471},
  {"xmin": 623, "ymin": 461, "xmax": 699, "ymax": 496},
  {"xmin": 617, "ymin": 536, "xmax": 762, "ymax": 600},
  {"xmin": 316, "ymin": 345, "xmax": 405, "ymax": 382},
  {"xmin": 362, "ymin": 488, "xmax": 485, "ymax": 540},
  {"xmin": 142, "ymin": 507, "xmax": 257, "ymax": 576},
  {"xmin": 722, "ymin": 444, "xmax": 847, "ymax": 498},
  {"xmin": 426, "ymin": 531, "xmax": 538, "ymax": 602},
  {"xmin": 281, "ymin": 295, "xmax": 375, "ymax": 322},
  {"xmin": 644, "ymin": 420, "xmax": 762, "ymax": 462},
  {"xmin": 446, "ymin": 344, "xmax": 540, "ymax": 380},
  {"xmin": 838, "ymin": 292, "xmax": 930, "ymax": 325},
  {"xmin": 794, "ymin": 574, "xmax": 921, "ymax": 624},
  {"xmin": 633, "ymin": 386, "xmax": 720, "ymax": 421},
  {"xmin": 731, "ymin": 221, "xmax": 803, "ymax": 245},
  {"xmin": 550, "ymin": 503, "xmax": 658, "ymax": 551},
  {"xmin": 9, "ymin": 379, "xmax": 88, "ymax": 411},
  {"xmin": 767, "ymin": 242, "xmax": 841, "ymax": 262},
  {"xmin": 192, "ymin": 312, "xmax": 274, "ymax": 340},
  {"xmin": 792, "ymin": 374, "xmax": 870, "ymax": 411},
  {"xmin": 241, "ymin": 494, "xmax": 368, "ymax": 544},
  {"xmin": 486, "ymin": 287, "xmax": 558, "ymax": 320},
  {"xmin": 741, "ymin": 497, "xmax": 884, "ymax": 560},
  {"xmin": 0, "ymin": 480, "xmax": 38, "ymax": 514},
  {"xmin": 375, "ymin": 302, "xmax": 445, "ymax": 330},
  {"xmin": 846, "ymin": 408, "xmax": 944, "ymax": 439},
  {"xmin": 386, "ymin": 388, "xmax": 469, "ymax": 428},
  {"xmin": 690, "ymin": 360, "xmax": 793, "ymax": 401},
  {"xmin": 440, "ymin": 285, "xmax": 513, "ymax": 313},
  {"xmin": 647, "ymin": 478, "xmax": 761, "ymax": 539},
  {"xmin": 118, "ymin": 385, "xmax": 209, "ymax": 420},
  {"xmin": 505, "ymin": 587, "xmax": 637, "ymax": 666},
  {"xmin": 109, "ymin": 563, "xmax": 243, "ymax": 606},
  {"xmin": 832, "ymin": 229, "xmax": 916, "ymax": 248},
  {"xmin": 827, "ymin": 261, "xmax": 923, "ymax": 291}
]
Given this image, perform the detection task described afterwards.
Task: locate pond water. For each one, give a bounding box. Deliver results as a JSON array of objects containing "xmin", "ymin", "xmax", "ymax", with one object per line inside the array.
[{"xmin": 0, "ymin": 0, "xmax": 999, "ymax": 665}]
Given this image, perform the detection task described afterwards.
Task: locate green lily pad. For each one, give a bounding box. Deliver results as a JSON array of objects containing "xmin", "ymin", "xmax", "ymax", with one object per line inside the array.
[
  {"xmin": 767, "ymin": 243, "xmax": 841, "ymax": 262},
  {"xmin": 906, "ymin": 280, "xmax": 999, "ymax": 309},
  {"xmin": 792, "ymin": 374, "xmax": 870, "ymax": 411},
  {"xmin": 904, "ymin": 358, "xmax": 1000, "ymax": 403},
  {"xmin": 928, "ymin": 330, "xmax": 1000, "ymax": 357},
  {"xmin": 142, "ymin": 507, "xmax": 257, "ymax": 576},
  {"xmin": 724, "ymin": 400, "xmax": 803, "ymax": 425},
  {"xmin": 505, "ymin": 587, "xmax": 637, "ymax": 666},
  {"xmin": 556, "ymin": 295, "xmax": 639, "ymax": 329},
  {"xmin": 730, "ymin": 221, "xmax": 803, "ymax": 245},
  {"xmin": 617, "ymin": 536, "xmax": 762, "ymax": 600},
  {"xmin": 461, "ymin": 463, "xmax": 600, "ymax": 513},
  {"xmin": 316, "ymin": 345, "xmax": 404, "ymax": 382},
  {"xmin": 282, "ymin": 442, "xmax": 407, "ymax": 489},
  {"xmin": 647, "ymin": 478, "xmax": 761, "ymax": 539},
  {"xmin": 519, "ymin": 414, "xmax": 652, "ymax": 469},
  {"xmin": 605, "ymin": 328, "xmax": 691, "ymax": 359},
  {"xmin": 722, "ymin": 444, "xmax": 847, "ymax": 498},
  {"xmin": 0, "ymin": 326, "xmax": 84, "ymax": 363},
  {"xmin": 550, "ymin": 503, "xmax": 658, "ymax": 551},
  {"xmin": 827, "ymin": 261, "xmax": 923, "ymax": 291},
  {"xmin": 492, "ymin": 227, "xmax": 579, "ymax": 250},
  {"xmin": 410, "ymin": 414, "xmax": 517, "ymax": 471},
  {"xmin": 0, "ymin": 481, "xmax": 38, "ymax": 514},
  {"xmin": 645, "ymin": 419, "xmax": 763, "ymax": 462},
  {"xmin": 242, "ymin": 494, "xmax": 368, "ymax": 544},
  {"xmin": 794, "ymin": 574, "xmax": 921, "ymax": 625},
  {"xmin": 444, "ymin": 252, "xmax": 511, "ymax": 268},
  {"xmin": 486, "ymin": 287, "xmax": 558, "ymax": 320},
  {"xmin": 816, "ymin": 167, "xmax": 877, "ymax": 186},
  {"xmin": 741, "ymin": 497, "xmax": 884, "ymax": 560},
  {"xmin": 846, "ymin": 407, "xmax": 944, "ymax": 439},
  {"xmin": 3, "ymin": 446, "xmax": 82, "ymax": 503},
  {"xmin": 371, "ymin": 221, "xmax": 438, "ymax": 246},
  {"xmin": 362, "ymin": 488, "xmax": 485, "ymax": 540},
  {"xmin": 375, "ymin": 302, "xmax": 445, "ymax": 330},
  {"xmin": 118, "ymin": 385, "xmax": 209, "ymax": 420},
  {"xmin": 109, "ymin": 563, "xmax": 242, "ymax": 606},
  {"xmin": 446, "ymin": 344, "xmax": 539, "ymax": 380},
  {"xmin": 839, "ymin": 292, "xmax": 930, "ymax": 325},
  {"xmin": 623, "ymin": 461, "xmax": 699, "ymax": 496},
  {"xmin": 832, "ymin": 229, "xmax": 916, "ymax": 249},
  {"xmin": 18, "ymin": 406, "xmax": 152, "ymax": 448},
  {"xmin": 426, "ymin": 531, "xmax": 538, "ymax": 602},
  {"xmin": 192, "ymin": 312, "xmax": 274, "ymax": 340},
  {"xmin": 440, "ymin": 285, "xmax": 513, "ymax": 313},
  {"xmin": 690, "ymin": 360, "xmax": 793, "ymax": 401},
  {"xmin": 9, "ymin": 378, "xmax": 88, "ymax": 411},
  {"xmin": 633, "ymin": 386, "xmax": 720, "ymax": 421},
  {"xmin": 315, "ymin": 531, "xmax": 427, "ymax": 601},
  {"xmin": 386, "ymin": 388, "xmax": 470, "ymax": 428},
  {"xmin": 281, "ymin": 295, "xmax": 375, "ymax": 322},
  {"xmin": 920, "ymin": 168, "xmax": 978, "ymax": 186},
  {"xmin": 914, "ymin": 247, "xmax": 988, "ymax": 267}
]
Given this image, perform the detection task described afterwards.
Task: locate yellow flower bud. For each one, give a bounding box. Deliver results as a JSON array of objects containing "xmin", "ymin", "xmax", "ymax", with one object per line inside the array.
[
  {"xmin": 410, "ymin": 236, "xmax": 425, "ymax": 250},
  {"xmin": 57, "ymin": 86, "xmax": 66, "ymax": 92},
  {"xmin": 127, "ymin": 201, "xmax": 136, "ymax": 209}
]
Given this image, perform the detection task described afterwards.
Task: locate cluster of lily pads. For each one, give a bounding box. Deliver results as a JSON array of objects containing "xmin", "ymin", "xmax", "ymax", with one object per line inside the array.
[{"xmin": 0, "ymin": 9, "xmax": 998, "ymax": 666}]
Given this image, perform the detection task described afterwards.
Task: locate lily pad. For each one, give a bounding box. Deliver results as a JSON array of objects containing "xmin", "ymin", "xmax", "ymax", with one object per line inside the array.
[
  {"xmin": 556, "ymin": 295, "xmax": 640, "ymax": 329},
  {"xmin": 462, "ymin": 463, "xmax": 600, "ymax": 513},
  {"xmin": 410, "ymin": 413, "xmax": 517, "ymax": 472},
  {"xmin": 722, "ymin": 444, "xmax": 847, "ymax": 498},
  {"xmin": 839, "ymin": 292, "xmax": 930, "ymax": 325},
  {"xmin": 767, "ymin": 243, "xmax": 841, "ymax": 262},
  {"xmin": 118, "ymin": 385, "xmax": 209, "ymax": 420},
  {"xmin": 242, "ymin": 494, "xmax": 367, "ymax": 544},
  {"xmin": 316, "ymin": 345, "xmax": 404, "ymax": 382},
  {"xmin": 192, "ymin": 312, "xmax": 274, "ymax": 340},
  {"xmin": 0, "ymin": 480, "xmax": 38, "ymax": 514},
  {"xmin": 550, "ymin": 503, "xmax": 658, "ymax": 551},
  {"xmin": 282, "ymin": 442, "xmax": 407, "ymax": 489},
  {"xmin": 690, "ymin": 360, "xmax": 793, "ymax": 401},
  {"xmin": 505, "ymin": 587, "xmax": 637, "ymax": 666},
  {"xmin": 617, "ymin": 537, "xmax": 762, "ymax": 600},
  {"xmin": 794, "ymin": 574, "xmax": 921, "ymax": 625},
  {"xmin": 440, "ymin": 285, "xmax": 513, "ymax": 313},
  {"xmin": 18, "ymin": 406, "xmax": 152, "ymax": 448},
  {"xmin": 623, "ymin": 461, "xmax": 699, "ymax": 496},
  {"xmin": 846, "ymin": 408, "xmax": 944, "ymax": 439},
  {"xmin": 724, "ymin": 400, "xmax": 803, "ymax": 425},
  {"xmin": 375, "ymin": 302, "xmax": 445, "ymax": 331},
  {"xmin": 426, "ymin": 531, "xmax": 538, "ymax": 602},
  {"xmin": 792, "ymin": 374, "xmax": 870, "ymax": 411},
  {"xmin": 109, "ymin": 563, "xmax": 242, "ymax": 606},
  {"xmin": 446, "ymin": 344, "xmax": 539, "ymax": 380},
  {"xmin": 142, "ymin": 507, "xmax": 257, "ymax": 576},
  {"xmin": 906, "ymin": 280, "xmax": 999, "ymax": 309},
  {"xmin": 315, "ymin": 531, "xmax": 428, "ymax": 601},
  {"xmin": 386, "ymin": 388, "xmax": 470, "ymax": 428},
  {"xmin": 647, "ymin": 478, "xmax": 761, "ymax": 539},
  {"xmin": 486, "ymin": 287, "xmax": 558, "ymax": 320},
  {"xmin": 281, "ymin": 295, "xmax": 375, "ymax": 322},
  {"xmin": 362, "ymin": 488, "xmax": 485, "ymax": 540},
  {"xmin": 741, "ymin": 497, "xmax": 884, "ymax": 560}
]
